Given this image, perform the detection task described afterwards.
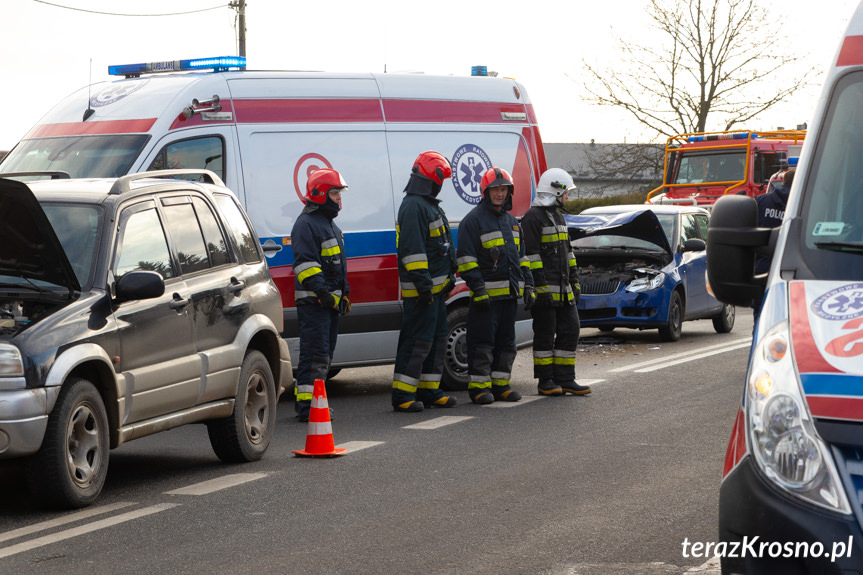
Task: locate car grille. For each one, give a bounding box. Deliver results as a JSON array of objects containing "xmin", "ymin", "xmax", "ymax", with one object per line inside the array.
[
  {"xmin": 580, "ymin": 308, "xmax": 617, "ymax": 320},
  {"xmin": 582, "ymin": 279, "xmax": 620, "ymax": 295},
  {"xmin": 838, "ymin": 447, "xmax": 863, "ymax": 529}
]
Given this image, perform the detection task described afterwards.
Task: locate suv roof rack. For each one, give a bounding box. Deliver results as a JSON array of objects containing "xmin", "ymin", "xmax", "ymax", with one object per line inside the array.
[
  {"xmin": 0, "ymin": 171, "xmax": 71, "ymax": 180},
  {"xmin": 109, "ymin": 169, "xmax": 225, "ymax": 196}
]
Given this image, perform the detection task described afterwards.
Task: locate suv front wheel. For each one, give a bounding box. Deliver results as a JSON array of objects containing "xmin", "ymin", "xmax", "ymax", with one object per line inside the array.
[
  {"xmin": 29, "ymin": 378, "xmax": 110, "ymax": 509},
  {"xmin": 207, "ymin": 350, "xmax": 276, "ymax": 463}
]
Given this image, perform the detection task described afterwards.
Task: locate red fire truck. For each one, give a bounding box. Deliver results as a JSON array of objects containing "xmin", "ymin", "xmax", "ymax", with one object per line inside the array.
[{"xmin": 646, "ymin": 130, "xmax": 805, "ymax": 207}]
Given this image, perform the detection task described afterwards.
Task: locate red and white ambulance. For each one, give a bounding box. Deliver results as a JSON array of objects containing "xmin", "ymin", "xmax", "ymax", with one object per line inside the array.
[
  {"xmin": 0, "ymin": 58, "xmax": 547, "ymax": 388},
  {"xmin": 707, "ymin": 3, "xmax": 863, "ymax": 572}
]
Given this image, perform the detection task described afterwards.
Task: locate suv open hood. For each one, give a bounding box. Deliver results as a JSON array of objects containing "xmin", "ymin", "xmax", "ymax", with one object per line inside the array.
[
  {"xmin": 0, "ymin": 178, "xmax": 81, "ymax": 294},
  {"xmin": 564, "ymin": 209, "xmax": 672, "ymax": 254}
]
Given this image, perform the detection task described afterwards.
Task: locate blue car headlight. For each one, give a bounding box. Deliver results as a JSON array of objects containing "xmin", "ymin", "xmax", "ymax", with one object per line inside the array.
[{"xmin": 626, "ymin": 270, "xmax": 665, "ymax": 293}]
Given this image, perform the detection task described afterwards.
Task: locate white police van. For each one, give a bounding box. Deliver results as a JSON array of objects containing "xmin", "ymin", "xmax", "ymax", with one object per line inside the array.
[
  {"xmin": 707, "ymin": 3, "xmax": 863, "ymax": 572},
  {"xmin": 0, "ymin": 57, "xmax": 548, "ymax": 388}
]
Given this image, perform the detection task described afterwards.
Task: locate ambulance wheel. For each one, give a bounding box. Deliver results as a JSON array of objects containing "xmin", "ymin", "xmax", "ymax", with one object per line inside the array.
[
  {"xmin": 712, "ymin": 304, "xmax": 735, "ymax": 333},
  {"xmin": 441, "ymin": 305, "xmax": 469, "ymax": 391}
]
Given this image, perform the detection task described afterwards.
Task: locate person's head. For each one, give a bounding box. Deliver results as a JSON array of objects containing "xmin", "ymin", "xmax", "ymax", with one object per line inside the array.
[
  {"xmin": 305, "ymin": 168, "xmax": 348, "ymax": 217},
  {"xmin": 480, "ymin": 167, "xmax": 514, "ymax": 211},
  {"xmin": 534, "ymin": 168, "xmax": 575, "ymax": 208},
  {"xmin": 409, "ymin": 151, "xmax": 452, "ymax": 197},
  {"xmin": 783, "ymin": 168, "xmax": 796, "ymax": 187}
]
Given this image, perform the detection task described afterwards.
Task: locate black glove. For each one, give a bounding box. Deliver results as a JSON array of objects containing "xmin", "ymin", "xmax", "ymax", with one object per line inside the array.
[
  {"xmin": 339, "ymin": 296, "xmax": 351, "ymax": 315},
  {"xmin": 523, "ymin": 286, "xmax": 536, "ymax": 310},
  {"xmin": 536, "ymin": 292, "xmax": 554, "ymax": 307},
  {"xmin": 472, "ymin": 294, "xmax": 491, "ymax": 310},
  {"xmin": 572, "ymin": 283, "xmax": 582, "ymax": 306},
  {"xmin": 317, "ymin": 291, "xmax": 336, "ymax": 310},
  {"xmin": 417, "ymin": 291, "xmax": 433, "ymax": 307}
]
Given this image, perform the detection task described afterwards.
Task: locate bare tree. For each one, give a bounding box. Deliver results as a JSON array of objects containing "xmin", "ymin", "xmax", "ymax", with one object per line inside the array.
[{"xmin": 583, "ymin": 0, "xmax": 815, "ymax": 138}]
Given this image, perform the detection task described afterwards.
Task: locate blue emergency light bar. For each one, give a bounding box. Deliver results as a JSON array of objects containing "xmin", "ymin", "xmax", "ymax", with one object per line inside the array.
[
  {"xmin": 788, "ymin": 156, "xmax": 799, "ymax": 166},
  {"xmin": 108, "ymin": 56, "xmax": 246, "ymax": 77},
  {"xmin": 687, "ymin": 132, "xmax": 755, "ymax": 143}
]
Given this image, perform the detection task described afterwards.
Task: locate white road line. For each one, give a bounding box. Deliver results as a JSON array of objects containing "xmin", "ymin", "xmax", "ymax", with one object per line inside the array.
[
  {"xmin": 0, "ymin": 501, "xmax": 137, "ymax": 544},
  {"xmin": 164, "ymin": 472, "xmax": 268, "ymax": 496},
  {"xmin": 0, "ymin": 503, "xmax": 178, "ymax": 560},
  {"xmin": 634, "ymin": 341, "xmax": 752, "ymax": 373},
  {"xmin": 337, "ymin": 440, "xmax": 385, "ymax": 453},
  {"xmin": 402, "ymin": 416, "xmax": 474, "ymax": 430},
  {"xmin": 486, "ymin": 395, "xmax": 545, "ymax": 408},
  {"xmin": 609, "ymin": 338, "xmax": 751, "ymax": 373}
]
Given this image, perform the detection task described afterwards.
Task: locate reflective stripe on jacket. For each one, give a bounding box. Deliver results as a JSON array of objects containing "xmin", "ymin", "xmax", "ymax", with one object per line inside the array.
[
  {"xmin": 522, "ymin": 206, "xmax": 579, "ymax": 305},
  {"xmin": 291, "ymin": 205, "xmax": 349, "ymax": 305}
]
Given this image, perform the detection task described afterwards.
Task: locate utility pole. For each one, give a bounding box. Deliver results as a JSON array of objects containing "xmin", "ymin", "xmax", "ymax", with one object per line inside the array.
[{"xmin": 230, "ymin": 0, "xmax": 247, "ymax": 68}]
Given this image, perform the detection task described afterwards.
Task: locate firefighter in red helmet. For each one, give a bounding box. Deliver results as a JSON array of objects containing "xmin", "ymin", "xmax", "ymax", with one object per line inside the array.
[
  {"xmin": 456, "ymin": 166, "xmax": 534, "ymax": 404},
  {"xmin": 391, "ymin": 151, "xmax": 458, "ymax": 412},
  {"xmin": 290, "ymin": 168, "xmax": 350, "ymax": 421}
]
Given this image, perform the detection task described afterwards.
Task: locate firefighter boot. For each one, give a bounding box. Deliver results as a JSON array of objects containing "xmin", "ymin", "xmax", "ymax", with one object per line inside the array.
[
  {"xmin": 469, "ymin": 389, "xmax": 495, "ymax": 405},
  {"xmin": 492, "ymin": 386, "xmax": 522, "ymax": 402},
  {"xmin": 537, "ymin": 379, "xmax": 563, "ymax": 396},
  {"xmin": 561, "ymin": 381, "xmax": 592, "ymax": 395},
  {"xmin": 417, "ymin": 389, "xmax": 457, "ymax": 409}
]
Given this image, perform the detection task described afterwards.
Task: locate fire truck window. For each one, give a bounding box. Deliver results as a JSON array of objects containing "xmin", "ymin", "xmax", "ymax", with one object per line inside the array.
[
  {"xmin": 753, "ymin": 153, "xmax": 784, "ymax": 185},
  {"xmin": 148, "ymin": 137, "xmax": 224, "ymax": 182}
]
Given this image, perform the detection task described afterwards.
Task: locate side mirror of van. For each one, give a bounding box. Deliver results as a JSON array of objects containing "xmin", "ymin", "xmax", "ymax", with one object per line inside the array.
[
  {"xmin": 706, "ymin": 195, "xmax": 771, "ymax": 307},
  {"xmin": 115, "ymin": 271, "xmax": 165, "ymax": 302}
]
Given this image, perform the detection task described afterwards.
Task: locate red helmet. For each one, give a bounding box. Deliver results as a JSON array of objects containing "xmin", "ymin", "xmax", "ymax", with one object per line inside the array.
[
  {"xmin": 413, "ymin": 151, "xmax": 452, "ymax": 185},
  {"xmin": 480, "ymin": 167, "xmax": 514, "ymax": 194},
  {"xmin": 305, "ymin": 168, "xmax": 347, "ymax": 204}
]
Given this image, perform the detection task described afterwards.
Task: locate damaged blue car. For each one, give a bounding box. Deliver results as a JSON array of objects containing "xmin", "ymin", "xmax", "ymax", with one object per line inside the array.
[{"xmin": 565, "ymin": 205, "xmax": 735, "ymax": 341}]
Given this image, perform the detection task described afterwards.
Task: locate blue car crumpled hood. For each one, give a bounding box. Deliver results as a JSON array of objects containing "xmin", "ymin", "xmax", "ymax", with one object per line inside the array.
[{"xmin": 564, "ymin": 210, "xmax": 672, "ymax": 255}]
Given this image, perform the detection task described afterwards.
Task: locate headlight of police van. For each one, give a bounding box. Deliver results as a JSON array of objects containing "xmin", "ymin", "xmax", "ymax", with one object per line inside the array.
[
  {"xmin": 626, "ymin": 270, "xmax": 665, "ymax": 293},
  {"xmin": 0, "ymin": 344, "xmax": 26, "ymax": 390},
  {"xmin": 747, "ymin": 320, "xmax": 851, "ymax": 514}
]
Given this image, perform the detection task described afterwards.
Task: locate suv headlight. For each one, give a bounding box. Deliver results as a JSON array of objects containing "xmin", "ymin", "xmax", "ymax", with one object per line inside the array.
[
  {"xmin": 0, "ymin": 344, "xmax": 24, "ymax": 377},
  {"xmin": 747, "ymin": 320, "xmax": 851, "ymax": 514},
  {"xmin": 626, "ymin": 270, "xmax": 665, "ymax": 292}
]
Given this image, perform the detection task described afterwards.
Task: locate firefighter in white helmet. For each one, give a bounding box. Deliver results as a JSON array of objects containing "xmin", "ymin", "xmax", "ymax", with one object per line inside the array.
[{"xmin": 521, "ymin": 168, "xmax": 591, "ymax": 396}]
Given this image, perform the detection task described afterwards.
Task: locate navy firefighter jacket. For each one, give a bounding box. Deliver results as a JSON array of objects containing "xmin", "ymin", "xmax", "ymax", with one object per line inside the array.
[
  {"xmin": 456, "ymin": 200, "xmax": 533, "ymax": 303},
  {"xmin": 291, "ymin": 203, "xmax": 349, "ymax": 306}
]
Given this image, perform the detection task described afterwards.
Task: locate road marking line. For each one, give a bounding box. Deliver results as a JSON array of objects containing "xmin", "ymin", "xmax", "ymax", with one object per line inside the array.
[
  {"xmin": 165, "ymin": 472, "xmax": 268, "ymax": 496},
  {"xmin": 0, "ymin": 501, "xmax": 137, "ymax": 544},
  {"xmin": 0, "ymin": 503, "xmax": 178, "ymax": 560},
  {"xmin": 337, "ymin": 440, "xmax": 385, "ymax": 453},
  {"xmin": 402, "ymin": 416, "xmax": 474, "ymax": 430},
  {"xmin": 609, "ymin": 338, "xmax": 751, "ymax": 373},
  {"xmin": 486, "ymin": 395, "xmax": 544, "ymax": 408},
  {"xmin": 634, "ymin": 341, "xmax": 752, "ymax": 373}
]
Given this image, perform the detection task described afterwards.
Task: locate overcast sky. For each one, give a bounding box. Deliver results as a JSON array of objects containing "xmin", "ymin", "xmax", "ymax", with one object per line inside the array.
[{"xmin": 0, "ymin": 0, "xmax": 858, "ymax": 150}]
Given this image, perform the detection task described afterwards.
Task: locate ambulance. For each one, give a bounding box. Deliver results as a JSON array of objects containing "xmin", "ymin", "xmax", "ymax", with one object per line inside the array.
[
  {"xmin": 0, "ymin": 58, "xmax": 547, "ymax": 389},
  {"xmin": 707, "ymin": 3, "xmax": 863, "ymax": 572},
  {"xmin": 647, "ymin": 129, "xmax": 805, "ymax": 207}
]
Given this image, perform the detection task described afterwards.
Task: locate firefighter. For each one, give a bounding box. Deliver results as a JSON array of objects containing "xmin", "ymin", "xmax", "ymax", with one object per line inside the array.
[
  {"xmin": 291, "ymin": 168, "xmax": 350, "ymax": 421},
  {"xmin": 391, "ymin": 151, "xmax": 458, "ymax": 412},
  {"xmin": 522, "ymin": 168, "xmax": 592, "ymax": 396},
  {"xmin": 456, "ymin": 167, "xmax": 533, "ymax": 404}
]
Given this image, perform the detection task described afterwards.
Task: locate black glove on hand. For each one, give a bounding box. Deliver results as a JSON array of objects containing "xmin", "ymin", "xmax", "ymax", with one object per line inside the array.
[
  {"xmin": 418, "ymin": 291, "xmax": 433, "ymax": 307},
  {"xmin": 572, "ymin": 283, "xmax": 582, "ymax": 306},
  {"xmin": 473, "ymin": 295, "xmax": 491, "ymax": 310},
  {"xmin": 339, "ymin": 296, "xmax": 352, "ymax": 315},
  {"xmin": 523, "ymin": 286, "xmax": 536, "ymax": 310},
  {"xmin": 318, "ymin": 291, "xmax": 336, "ymax": 310}
]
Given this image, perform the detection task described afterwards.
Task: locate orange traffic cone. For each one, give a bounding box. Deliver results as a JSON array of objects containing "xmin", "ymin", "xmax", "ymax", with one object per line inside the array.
[{"xmin": 293, "ymin": 378, "xmax": 347, "ymax": 457}]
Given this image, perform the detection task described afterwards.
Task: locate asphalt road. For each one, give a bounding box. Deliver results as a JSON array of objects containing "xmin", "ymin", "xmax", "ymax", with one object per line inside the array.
[{"xmin": 0, "ymin": 313, "xmax": 754, "ymax": 575}]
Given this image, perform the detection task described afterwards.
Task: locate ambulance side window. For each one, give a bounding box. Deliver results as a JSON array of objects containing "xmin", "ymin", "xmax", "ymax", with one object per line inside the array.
[{"xmin": 148, "ymin": 137, "xmax": 224, "ymax": 182}]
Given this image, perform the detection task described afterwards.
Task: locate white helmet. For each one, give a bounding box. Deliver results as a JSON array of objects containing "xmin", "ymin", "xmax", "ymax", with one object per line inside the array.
[{"xmin": 534, "ymin": 168, "xmax": 576, "ymax": 207}]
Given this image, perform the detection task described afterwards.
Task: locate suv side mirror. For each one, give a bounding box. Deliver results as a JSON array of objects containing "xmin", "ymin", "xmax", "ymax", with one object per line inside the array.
[
  {"xmin": 115, "ymin": 271, "xmax": 165, "ymax": 302},
  {"xmin": 706, "ymin": 195, "xmax": 771, "ymax": 306},
  {"xmin": 682, "ymin": 238, "xmax": 706, "ymax": 252}
]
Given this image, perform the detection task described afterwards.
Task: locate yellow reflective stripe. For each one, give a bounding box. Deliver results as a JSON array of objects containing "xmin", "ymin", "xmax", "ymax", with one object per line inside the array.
[
  {"xmin": 482, "ymin": 238, "xmax": 505, "ymax": 248},
  {"xmin": 458, "ymin": 261, "xmax": 479, "ymax": 273},
  {"xmin": 468, "ymin": 381, "xmax": 491, "ymax": 390},
  {"xmin": 535, "ymin": 285, "xmax": 551, "ymax": 294},
  {"xmin": 553, "ymin": 357, "xmax": 576, "ymax": 366},
  {"xmin": 405, "ymin": 260, "xmax": 429, "ymax": 271},
  {"xmin": 393, "ymin": 380, "xmax": 418, "ymax": 393},
  {"xmin": 472, "ymin": 293, "xmax": 489, "ymax": 302},
  {"xmin": 488, "ymin": 288, "xmax": 510, "ymax": 297},
  {"xmin": 569, "ymin": 259, "xmax": 577, "ymax": 267},
  {"xmin": 297, "ymin": 266, "xmax": 322, "ymax": 283},
  {"xmin": 533, "ymin": 357, "xmax": 553, "ymax": 365},
  {"xmin": 431, "ymin": 277, "xmax": 451, "ymax": 294},
  {"xmin": 418, "ymin": 380, "xmax": 441, "ymax": 390}
]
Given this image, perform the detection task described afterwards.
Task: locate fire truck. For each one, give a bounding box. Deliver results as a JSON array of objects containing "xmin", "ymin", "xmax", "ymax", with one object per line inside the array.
[{"xmin": 646, "ymin": 130, "xmax": 805, "ymax": 207}]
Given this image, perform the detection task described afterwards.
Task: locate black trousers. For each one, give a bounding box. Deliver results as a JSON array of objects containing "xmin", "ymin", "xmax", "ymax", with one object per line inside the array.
[{"xmin": 530, "ymin": 304, "xmax": 580, "ymax": 382}]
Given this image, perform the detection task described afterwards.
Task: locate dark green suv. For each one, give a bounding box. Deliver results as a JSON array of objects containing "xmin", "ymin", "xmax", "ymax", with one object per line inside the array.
[{"xmin": 0, "ymin": 170, "xmax": 291, "ymax": 508}]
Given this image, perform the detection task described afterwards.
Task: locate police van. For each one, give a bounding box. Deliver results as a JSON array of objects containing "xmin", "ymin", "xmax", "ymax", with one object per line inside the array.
[
  {"xmin": 0, "ymin": 58, "xmax": 548, "ymax": 389},
  {"xmin": 707, "ymin": 3, "xmax": 863, "ymax": 572}
]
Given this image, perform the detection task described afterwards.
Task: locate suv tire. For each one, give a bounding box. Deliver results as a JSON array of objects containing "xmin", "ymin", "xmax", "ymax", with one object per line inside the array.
[
  {"xmin": 29, "ymin": 378, "xmax": 109, "ymax": 509},
  {"xmin": 208, "ymin": 350, "xmax": 276, "ymax": 463}
]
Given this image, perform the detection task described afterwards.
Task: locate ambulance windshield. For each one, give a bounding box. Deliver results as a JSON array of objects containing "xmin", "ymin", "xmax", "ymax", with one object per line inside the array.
[
  {"xmin": 799, "ymin": 70, "xmax": 863, "ymax": 279},
  {"xmin": 0, "ymin": 135, "xmax": 149, "ymax": 179}
]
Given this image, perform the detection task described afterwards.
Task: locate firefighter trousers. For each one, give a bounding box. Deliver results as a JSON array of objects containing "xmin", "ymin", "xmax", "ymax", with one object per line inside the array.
[
  {"xmin": 467, "ymin": 298, "xmax": 517, "ymax": 396},
  {"xmin": 530, "ymin": 304, "xmax": 580, "ymax": 382},
  {"xmin": 296, "ymin": 303, "xmax": 340, "ymax": 416},
  {"xmin": 392, "ymin": 293, "xmax": 449, "ymax": 406}
]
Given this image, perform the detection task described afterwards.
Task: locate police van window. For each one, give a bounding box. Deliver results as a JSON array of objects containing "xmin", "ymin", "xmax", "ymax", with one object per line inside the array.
[
  {"xmin": 160, "ymin": 197, "xmax": 211, "ymax": 275},
  {"xmin": 799, "ymin": 70, "xmax": 863, "ymax": 281},
  {"xmin": 192, "ymin": 197, "xmax": 231, "ymax": 267},
  {"xmin": 212, "ymin": 193, "xmax": 262, "ymax": 263},
  {"xmin": 115, "ymin": 203, "xmax": 175, "ymax": 279},
  {"xmin": 148, "ymin": 137, "xmax": 224, "ymax": 182}
]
